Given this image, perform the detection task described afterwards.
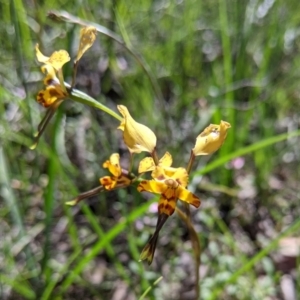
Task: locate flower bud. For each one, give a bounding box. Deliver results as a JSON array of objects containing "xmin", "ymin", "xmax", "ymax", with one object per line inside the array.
[
  {"xmin": 192, "ymin": 120, "xmax": 231, "ymax": 156},
  {"xmin": 117, "ymin": 105, "xmax": 157, "ymax": 154}
]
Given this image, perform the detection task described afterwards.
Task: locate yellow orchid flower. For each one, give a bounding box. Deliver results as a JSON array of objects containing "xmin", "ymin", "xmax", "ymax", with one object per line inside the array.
[
  {"xmin": 137, "ymin": 163, "xmax": 200, "ymax": 264},
  {"xmin": 99, "ymin": 153, "xmax": 131, "ymax": 190},
  {"xmin": 66, "ymin": 153, "xmax": 130, "ymax": 206},
  {"xmin": 192, "ymin": 120, "xmax": 231, "ymax": 156},
  {"xmin": 117, "ymin": 105, "xmax": 157, "ymax": 154},
  {"xmin": 35, "ymin": 44, "xmax": 70, "ymax": 100},
  {"xmin": 36, "ymin": 65, "xmax": 68, "ymax": 107},
  {"xmin": 138, "ymin": 166, "xmax": 200, "ymax": 215},
  {"xmin": 31, "ymin": 45, "xmax": 71, "ymax": 149},
  {"xmin": 35, "ymin": 44, "xmax": 70, "ymax": 71},
  {"xmin": 138, "ymin": 151, "xmax": 172, "ymax": 173}
]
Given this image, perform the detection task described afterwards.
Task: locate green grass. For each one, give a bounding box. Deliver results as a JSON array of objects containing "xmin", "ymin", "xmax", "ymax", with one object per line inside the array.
[{"xmin": 1, "ymin": 0, "xmax": 300, "ymax": 299}]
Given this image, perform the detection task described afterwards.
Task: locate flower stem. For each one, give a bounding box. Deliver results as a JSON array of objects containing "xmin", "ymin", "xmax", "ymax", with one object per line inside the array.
[
  {"xmin": 57, "ymin": 69, "xmax": 67, "ymax": 94},
  {"xmin": 66, "ymin": 186, "xmax": 104, "ymax": 206},
  {"xmin": 69, "ymin": 88, "xmax": 122, "ymax": 121},
  {"xmin": 186, "ymin": 150, "xmax": 196, "ymax": 174},
  {"xmin": 71, "ymin": 61, "xmax": 79, "ymax": 89},
  {"xmin": 151, "ymin": 149, "xmax": 159, "ymax": 165}
]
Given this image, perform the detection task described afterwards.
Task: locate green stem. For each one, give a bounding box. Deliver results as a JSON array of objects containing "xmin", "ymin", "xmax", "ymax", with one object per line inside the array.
[
  {"xmin": 139, "ymin": 276, "xmax": 163, "ymax": 300},
  {"xmin": 69, "ymin": 88, "xmax": 122, "ymax": 121}
]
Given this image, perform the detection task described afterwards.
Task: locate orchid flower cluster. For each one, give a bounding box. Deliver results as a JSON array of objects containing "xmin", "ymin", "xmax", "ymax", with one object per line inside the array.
[{"xmin": 33, "ymin": 26, "xmax": 231, "ymax": 265}]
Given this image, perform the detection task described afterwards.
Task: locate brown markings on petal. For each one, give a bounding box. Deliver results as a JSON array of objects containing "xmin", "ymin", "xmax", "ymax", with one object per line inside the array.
[
  {"xmin": 49, "ymin": 88, "xmax": 64, "ymax": 98},
  {"xmin": 191, "ymin": 196, "xmax": 201, "ymax": 208},
  {"xmin": 100, "ymin": 177, "xmax": 112, "ymax": 187},
  {"xmin": 45, "ymin": 78, "xmax": 54, "ymax": 85},
  {"xmin": 164, "ymin": 203, "xmax": 175, "ymax": 215},
  {"xmin": 118, "ymin": 175, "xmax": 131, "ymax": 186},
  {"xmin": 176, "ymin": 178, "xmax": 184, "ymax": 186},
  {"xmin": 37, "ymin": 92, "xmax": 48, "ymax": 107},
  {"xmin": 137, "ymin": 182, "xmax": 147, "ymax": 192},
  {"xmin": 102, "ymin": 178, "xmax": 109, "ymax": 184},
  {"xmin": 158, "ymin": 199, "xmax": 176, "ymax": 216},
  {"xmin": 157, "ymin": 175, "xmax": 165, "ymax": 181}
]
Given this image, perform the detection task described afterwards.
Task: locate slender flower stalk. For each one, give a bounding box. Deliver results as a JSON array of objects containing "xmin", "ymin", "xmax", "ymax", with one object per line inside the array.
[
  {"xmin": 66, "ymin": 186, "xmax": 104, "ymax": 206},
  {"xmin": 186, "ymin": 150, "xmax": 196, "ymax": 175}
]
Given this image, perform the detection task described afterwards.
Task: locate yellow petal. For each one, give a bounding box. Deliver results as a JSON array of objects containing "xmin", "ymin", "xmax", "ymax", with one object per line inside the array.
[
  {"xmin": 151, "ymin": 166, "xmax": 176, "ymax": 181},
  {"xmin": 117, "ymin": 105, "xmax": 157, "ymax": 154},
  {"xmin": 138, "ymin": 157, "xmax": 155, "ymax": 173},
  {"xmin": 35, "ymin": 44, "xmax": 49, "ymax": 63},
  {"xmin": 151, "ymin": 166, "xmax": 188, "ymax": 187},
  {"xmin": 158, "ymin": 194, "xmax": 177, "ymax": 216},
  {"xmin": 171, "ymin": 167, "xmax": 189, "ymax": 187},
  {"xmin": 35, "ymin": 44, "xmax": 70, "ymax": 71},
  {"xmin": 137, "ymin": 180, "xmax": 166, "ymax": 194},
  {"xmin": 36, "ymin": 85, "xmax": 66, "ymax": 107},
  {"xmin": 99, "ymin": 176, "xmax": 117, "ymax": 190},
  {"xmin": 103, "ymin": 153, "xmax": 122, "ymax": 177},
  {"xmin": 75, "ymin": 26, "xmax": 97, "ymax": 63},
  {"xmin": 116, "ymin": 175, "xmax": 132, "ymax": 187},
  {"xmin": 138, "ymin": 152, "xmax": 173, "ymax": 174},
  {"xmin": 192, "ymin": 120, "xmax": 231, "ymax": 156},
  {"xmin": 41, "ymin": 64, "xmax": 57, "ymax": 81},
  {"xmin": 118, "ymin": 119, "xmax": 125, "ymax": 131},
  {"xmin": 177, "ymin": 186, "xmax": 201, "ymax": 208},
  {"xmin": 159, "ymin": 151, "xmax": 173, "ymax": 167},
  {"xmin": 48, "ymin": 50, "xmax": 70, "ymax": 70}
]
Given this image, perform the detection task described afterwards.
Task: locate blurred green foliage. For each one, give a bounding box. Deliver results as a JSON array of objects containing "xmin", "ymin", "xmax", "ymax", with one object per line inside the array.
[{"xmin": 1, "ymin": 0, "xmax": 300, "ymax": 299}]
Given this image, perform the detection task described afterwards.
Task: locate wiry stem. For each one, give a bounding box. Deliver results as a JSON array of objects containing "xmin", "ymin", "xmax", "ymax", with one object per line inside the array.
[
  {"xmin": 66, "ymin": 186, "xmax": 104, "ymax": 206},
  {"xmin": 128, "ymin": 153, "xmax": 134, "ymax": 174},
  {"xmin": 151, "ymin": 148, "xmax": 159, "ymax": 165},
  {"xmin": 30, "ymin": 99, "xmax": 64, "ymax": 149},
  {"xmin": 186, "ymin": 150, "xmax": 196, "ymax": 174},
  {"xmin": 57, "ymin": 69, "xmax": 67, "ymax": 94},
  {"xmin": 71, "ymin": 61, "xmax": 79, "ymax": 88},
  {"xmin": 183, "ymin": 151, "xmax": 196, "ymax": 220}
]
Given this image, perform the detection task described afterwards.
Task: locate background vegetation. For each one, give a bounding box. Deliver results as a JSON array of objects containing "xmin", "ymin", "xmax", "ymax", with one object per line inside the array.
[{"xmin": 1, "ymin": 0, "xmax": 300, "ymax": 299}]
